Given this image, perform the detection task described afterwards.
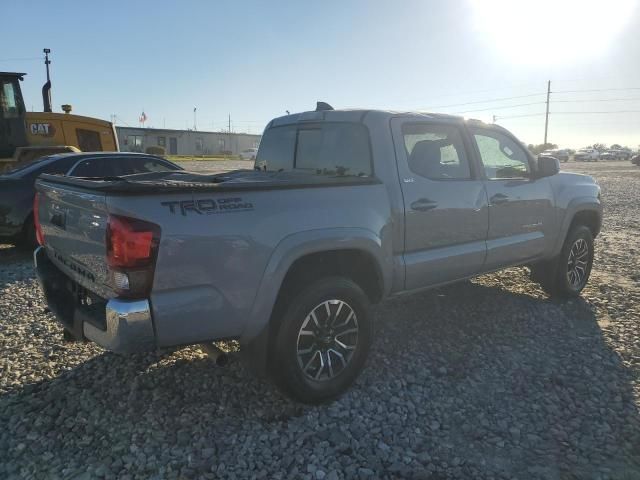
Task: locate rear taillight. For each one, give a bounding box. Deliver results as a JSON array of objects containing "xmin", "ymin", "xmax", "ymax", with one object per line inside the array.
[
  {"xmin": 106, "ymin": 215, "xmax": 160, "ymax": 298},
  {"xmin": 33, "ymin": 192, "xmax": 45, "ymax": 246}
]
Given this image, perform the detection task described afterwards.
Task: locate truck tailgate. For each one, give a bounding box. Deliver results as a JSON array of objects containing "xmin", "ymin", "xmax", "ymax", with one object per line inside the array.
[{"xmin": 36, "ymin": 181, "xmax": 113, "ymax": 298}]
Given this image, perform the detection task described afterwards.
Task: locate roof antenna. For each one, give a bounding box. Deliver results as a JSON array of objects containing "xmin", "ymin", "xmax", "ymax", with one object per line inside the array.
[{"xmin": 316, "ymin": 101, "xmax": 334, "ymax": 111}]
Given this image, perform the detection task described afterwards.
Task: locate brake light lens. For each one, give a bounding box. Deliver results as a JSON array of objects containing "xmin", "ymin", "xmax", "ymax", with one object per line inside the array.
[
  {"xmin": 106, "ymin": 215, "xmax": 160, "ymax": 297},
  {"xmin": 33, "ymin": 192, "xmax": 45, "ymax": 246},
  {"xmin": 107, "ymin": 215, "xmax": 159, "ymax": 267}
]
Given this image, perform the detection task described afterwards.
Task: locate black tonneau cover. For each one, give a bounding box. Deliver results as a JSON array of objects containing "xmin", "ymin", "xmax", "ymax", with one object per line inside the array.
[{"xmin": 36, "ymin": 169, "xmax": 379, "ymax": 194}]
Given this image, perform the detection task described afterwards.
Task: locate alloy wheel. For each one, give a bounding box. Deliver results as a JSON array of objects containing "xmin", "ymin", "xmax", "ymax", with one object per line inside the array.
[
  {"xmin": 296, "ymin": 299, "xmax": 359, "ymax": 381},
  {"xmin": 567, "ymin": 238, "xmax": 590, "ymax": 289}
]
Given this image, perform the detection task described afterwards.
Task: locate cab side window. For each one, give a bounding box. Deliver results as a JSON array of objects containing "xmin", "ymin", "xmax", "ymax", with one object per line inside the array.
[
  {"xmin": 119, "ymin": 157, "xmax": 175, "ymax": 175},
  {"xmin": 470, "ymin": 128, "xmax": 530, "ymax": 179},
  {"xmin": 69, "ymin": 158, "xmax": 108, "ymax": 177},
  {"xmin": 402, "ymin": 124, "xmax": 471, "ymax": 180}
]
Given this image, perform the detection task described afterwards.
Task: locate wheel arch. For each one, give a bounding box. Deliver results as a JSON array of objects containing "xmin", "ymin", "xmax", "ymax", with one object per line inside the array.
[
  {"xmin": 552, "ymin": 199, "xmax": 602, "ymax": 257},
  {"xmin": 239, "ymin": 228, "xmax": 391, "ymax": 375}
]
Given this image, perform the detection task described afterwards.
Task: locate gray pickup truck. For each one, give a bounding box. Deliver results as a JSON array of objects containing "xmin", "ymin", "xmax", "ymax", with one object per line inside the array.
[{"xmin": 34, "ymin": 105, "xmax": 602, "ymax": 403}]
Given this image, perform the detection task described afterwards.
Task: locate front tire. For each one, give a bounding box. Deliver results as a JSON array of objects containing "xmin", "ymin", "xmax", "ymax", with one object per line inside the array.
[
  {"xmin": 270, "ymin": 277, "xmax": 372, "ymax": 404},
  {"xmin": 535, "ymin": 225, "xmax": 594, "ymax": 298}
]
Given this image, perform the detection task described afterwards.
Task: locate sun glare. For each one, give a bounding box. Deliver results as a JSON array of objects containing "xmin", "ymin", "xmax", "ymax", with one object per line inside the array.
[{"xmin": 469, "ymin": 0, "xmax": 637, "ymax": 65}]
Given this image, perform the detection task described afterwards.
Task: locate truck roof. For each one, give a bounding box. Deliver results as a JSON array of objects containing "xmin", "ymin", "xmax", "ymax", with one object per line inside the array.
[
  {"xmin": 268, "ymin": 108, "xmax": 473, "ymax": 128},
  {"xmin": 267, "ymin": 107, "xmax": 500, "ymax": 130}
]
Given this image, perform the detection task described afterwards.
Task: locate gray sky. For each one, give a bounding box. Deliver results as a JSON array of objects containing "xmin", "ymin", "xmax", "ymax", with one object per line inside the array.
[{"xmin": 5, "ymin": 0, "xmax": 640, "ymax": 149}]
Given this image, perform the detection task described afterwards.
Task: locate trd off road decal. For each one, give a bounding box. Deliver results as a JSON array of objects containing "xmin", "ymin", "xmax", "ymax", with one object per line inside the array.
[{"xmin": 161, "ymin": 198, "xmax": 254, "ymax": 216}]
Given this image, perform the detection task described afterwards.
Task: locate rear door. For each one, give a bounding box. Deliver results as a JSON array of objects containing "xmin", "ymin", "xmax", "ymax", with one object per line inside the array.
[
  {"xmin": 468, "ymin": 125, "xmax": 555, "ymax": 269},
  {"xmin": 391, "ymin": 117, "xmax": 489, "ymax": 290}
]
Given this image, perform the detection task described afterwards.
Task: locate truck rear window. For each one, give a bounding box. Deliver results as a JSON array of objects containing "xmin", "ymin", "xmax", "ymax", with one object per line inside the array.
[{"xmin": 256, "ymin": 123, "xmax": 372, "ymax": 177}]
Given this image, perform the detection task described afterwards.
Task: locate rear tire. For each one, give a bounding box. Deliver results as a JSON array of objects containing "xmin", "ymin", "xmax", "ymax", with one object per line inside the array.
[
  {"xmin": 534, "ymin": 225, "xmax": 594, "ymax": 298},
  {"xmin": 270, "ymin": 276, "xmax": 372, "ymax": 404}
]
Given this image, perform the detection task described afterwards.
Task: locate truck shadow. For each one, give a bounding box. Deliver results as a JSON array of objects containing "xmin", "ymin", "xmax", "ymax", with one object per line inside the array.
[
  {"xmin": 0, "ymin": 244, "xmax": 31, "ymax": 268},
  {"xmin": 1, "ymin": 274, "xmax": 638, "ymax": 477}
]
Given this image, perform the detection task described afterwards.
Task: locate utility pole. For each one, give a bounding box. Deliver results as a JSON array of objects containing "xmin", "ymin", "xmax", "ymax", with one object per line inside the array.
[
  {"xmin": 544, "ymin": 80, "xmax": 551, "ymax": 145},
  {"xmin": 228, "ymin": 114, "xmax": 231, "ymax": 133},
  {"xmin": 193, "ymin": 107, "xmax": 197, "ymax": 131}
]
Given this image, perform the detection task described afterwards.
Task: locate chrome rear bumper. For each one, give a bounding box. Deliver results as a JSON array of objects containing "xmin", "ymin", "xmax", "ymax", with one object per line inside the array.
[{"xmin": 34, "ymin": 246, "xmax": 156, "ymax": 353}]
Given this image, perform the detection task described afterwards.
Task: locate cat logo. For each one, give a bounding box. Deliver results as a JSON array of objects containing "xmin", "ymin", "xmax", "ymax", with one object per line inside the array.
[{"xmin": 29, "ymin": 122, "xmax": 56, "ymax": 137}]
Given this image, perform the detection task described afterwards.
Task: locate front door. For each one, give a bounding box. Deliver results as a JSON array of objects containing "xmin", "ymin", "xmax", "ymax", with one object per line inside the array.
[
  {"xmin": 468, "ymin": 126, "xmax": 556, "ymax": 270},
  {"xmin": 169, "ymin": 137, "xmax": 178, "ymax": 155},
  {"xmin": 392, "ymin": 118, "xmax": 489, "ymax": 290}
]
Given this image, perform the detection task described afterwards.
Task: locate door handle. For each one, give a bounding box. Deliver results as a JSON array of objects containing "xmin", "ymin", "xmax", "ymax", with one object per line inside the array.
[
  {"xmin": 410, "ymin": 198, "xmax": 438, "ymax": 211},
  {"xmin": 489, "ymin": 193, "xmax": 509, "ymax": 205}
]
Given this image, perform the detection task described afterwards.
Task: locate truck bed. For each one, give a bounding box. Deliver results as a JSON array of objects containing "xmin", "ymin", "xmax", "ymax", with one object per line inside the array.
[
  {"xmin": 37, "ymin": 169, "xmax": 380, "ymax": 194},
  {"xmin": 34, "ymin": 168, "xmax": 391, "ymax": 350}
]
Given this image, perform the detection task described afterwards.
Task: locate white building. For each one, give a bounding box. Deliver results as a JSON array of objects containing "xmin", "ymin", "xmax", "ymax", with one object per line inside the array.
[{"xmin": 115, "ymin": 127, "xmax": 261, "ymax": 156}]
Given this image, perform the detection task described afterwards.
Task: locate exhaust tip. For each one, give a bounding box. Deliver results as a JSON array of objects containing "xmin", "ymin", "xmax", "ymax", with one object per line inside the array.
[{"xmin": 200, "ymin": 343, "xmax": 229, "ymax": 367}]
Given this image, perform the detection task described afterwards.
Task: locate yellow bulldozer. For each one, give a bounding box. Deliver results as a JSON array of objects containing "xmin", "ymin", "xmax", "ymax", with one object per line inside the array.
[{"xmin": 0, "ymin": 52, "xmax": 118, "ymax": 172}]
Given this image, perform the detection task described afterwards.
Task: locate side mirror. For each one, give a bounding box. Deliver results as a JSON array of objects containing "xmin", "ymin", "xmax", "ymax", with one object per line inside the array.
[{"xmin": 536, "ymin": 155, "xmax": 560, "ymax": 178}]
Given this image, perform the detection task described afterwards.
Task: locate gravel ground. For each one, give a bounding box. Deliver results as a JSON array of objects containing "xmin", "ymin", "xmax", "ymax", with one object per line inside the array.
[{"xmin": 1, "ymin": 160, "xmax": 639, "ymax": 480}]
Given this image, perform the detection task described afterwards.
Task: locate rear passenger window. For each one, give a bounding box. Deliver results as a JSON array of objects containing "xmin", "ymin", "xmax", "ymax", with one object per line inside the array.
[
  {"xmin": 402, "ymin": 124, "xmax": 471, "ymax": 180},
  {"xmin": 256, "ymin": 123, "xmax": 372, "ymax": 177},
  {"xmin": 27, "ymin": 157, "xmax": 79, "ymax": 177},
  {"xmin": 295, "ymin": 124, "xmax": 371, "ymax": 177},
  {"xmin": 119, "ymin": 158, "xmax": 175, "ymax": 175},
  {"xmin": 255, "ymin": 126, "xmax": 296, "ymax": 172},
  {"xmin": 69, "ymin": 158, "xmax": 108, "ymax": 177}
]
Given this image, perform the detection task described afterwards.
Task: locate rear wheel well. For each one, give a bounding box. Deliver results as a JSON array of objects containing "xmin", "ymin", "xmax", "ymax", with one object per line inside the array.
[
  {"xmin": 277, "ymin": 250, "xmax": 383, "ymax": 306},
  {"xmin": 569, "ymin": 210, "xmax": 601, "ymax": 238},
  {"xmin": 262, "ymin": 249, "xmax": 383, "ymax": 374}
]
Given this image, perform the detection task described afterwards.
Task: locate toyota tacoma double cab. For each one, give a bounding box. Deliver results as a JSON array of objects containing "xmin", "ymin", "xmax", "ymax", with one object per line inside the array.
[{"xmin": 33, "ymin": 105, "xmax": 602, "ymax": 403}]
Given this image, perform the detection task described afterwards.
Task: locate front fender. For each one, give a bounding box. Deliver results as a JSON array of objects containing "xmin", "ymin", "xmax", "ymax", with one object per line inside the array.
[
  {"xmin": 551, "ymin": 196, "xmax": 602, "ymax": 257},
  {"xmin": 240, "ymin": 227, "xmax": 391, "ymax": 344}
]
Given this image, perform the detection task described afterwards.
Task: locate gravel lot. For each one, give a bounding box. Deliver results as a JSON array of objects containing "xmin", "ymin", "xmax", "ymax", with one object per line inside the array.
[{"xmin": 1, "ymin": 160, "xmax": 639, "ymax": 479}]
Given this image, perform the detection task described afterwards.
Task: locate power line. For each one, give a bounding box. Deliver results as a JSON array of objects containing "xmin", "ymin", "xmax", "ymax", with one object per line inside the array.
[
  {"xmin": 497, "ymin": 109, "xmax": 640, "ymax": 120},
  {"xmin": 417, "ymin": 82, "xmax": 544, "ymax": 101},
  {"xmin": 551, "ymin": 110, "xmax": 640, "ymax": 115},
  {"xmin": 553, "ymin": 87, "xmax": 640, "ymax": 94},
  {"xmin": 426, "ymin": 92, "xmax": 545, "ymax": 110},
  {"xmin": 495, "ymin": 112, "xmax": 545, "ymax": 120},
  {"xmin": 552, "ymin": 97, "xmax": 640, "ymax": 103},
  {"xmin": 0, "ymin": 56, "xmax": 42, "ymax": 63},
  {"xmin": 113, "ymin": 115, "xmax": 131, "ymax": 127},
  {"xmin": 452, "ymin": 101, "xmax": 546, "ymax": 114}
]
